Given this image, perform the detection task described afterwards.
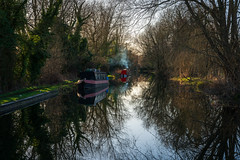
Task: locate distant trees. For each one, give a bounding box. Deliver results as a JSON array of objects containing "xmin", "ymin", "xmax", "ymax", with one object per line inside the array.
[
  {"xmin": 138, "ymin": 17, "xmax": 170, "ymax": 76},
  {"xmin": 134, "ymin": 0, "xmax": 240, "ymax": 88},
  {"xmin": 138, "ymin": 7, "xmax": 213, "ymax": 79},
  {"xmin": 82, "ymin": 1, "xmax": 127, "ymax": 70}
]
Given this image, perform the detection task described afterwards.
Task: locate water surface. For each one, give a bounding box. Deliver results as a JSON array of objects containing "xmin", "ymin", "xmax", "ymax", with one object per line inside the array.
[{"xmin": 1, "ymin": 75, "xmax": 240, "ymax": 159}]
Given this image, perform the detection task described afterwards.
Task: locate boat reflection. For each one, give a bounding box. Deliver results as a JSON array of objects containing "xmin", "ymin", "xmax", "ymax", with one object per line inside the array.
[{"xmin": 77, "ymin": 85, "xmax": 109, "ymax": 106}]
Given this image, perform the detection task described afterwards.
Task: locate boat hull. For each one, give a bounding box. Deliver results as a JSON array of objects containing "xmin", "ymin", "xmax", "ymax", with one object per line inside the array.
[
  {"xmin": 78, "ymin": 79, "xmax": 109, "ymax": 89},
  {"xmin": 77, "ymin": 84, "xmax": 109, "ymax": 106}
]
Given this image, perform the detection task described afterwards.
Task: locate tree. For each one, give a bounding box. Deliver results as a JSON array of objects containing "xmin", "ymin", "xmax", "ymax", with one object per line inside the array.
[
  {"xmin": 14, "ymin": 0, "xmax": 63, "ymax": 85},
  {"xmin": 28, "ymin": 0, "xmax": 62, "ymax": 82},
  {"xmin": 82, "ymin": 1, "xmax": 127, "ymax": 69},
  {"xmin": 127, "ymin": 0, "xmax": 240, "ymax": 89},
  {"xmin": 183, "ymin": 0, "xmax": 240, "ymax": 88},
  {"xmin": 138, "ymin": 20, "xmax": 170, "ymax": 76},
  {"xmin": 0, "ymin": 0, "xmax": 27, "ymax": 92},
  {"xmin": 62, "ymin": 0, "xmax": 91, "ymax": 74}
]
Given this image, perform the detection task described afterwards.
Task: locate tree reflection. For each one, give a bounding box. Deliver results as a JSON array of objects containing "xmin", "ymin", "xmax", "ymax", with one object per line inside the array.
[
  {"xmin": 0, "ymin": 81, "xmax": 137, "ymax": 159},
  {"xmin": 191, "ymin": 107, "xmax": 240, "ymax": 160},
  {"xmin": 137, "ymin": 75, "xmax": 240, "ymax": 159},
  {"xmin": 79, "ymin": 83, "xmax": 131, "ymax": 159},
  {"xmin": 0, "ymin": 104, "xmax": 53, "ymax": 160},
  {"xmin": 0, "ymin": 87, "xmax": 90, "ymax": 159},
  {"xmin": 44, "ymin": 87, "xmax": 91, "ymax": 159},
  {"xmin": 0, "ymin": 114, "xmax": 20, "ymax": 160}
]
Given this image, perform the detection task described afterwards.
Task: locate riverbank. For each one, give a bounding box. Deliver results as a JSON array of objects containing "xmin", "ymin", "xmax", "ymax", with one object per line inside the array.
[
  {"xmin": 171, "ymin": 77, "xmax": 240, "ymax": 104},
  {"xmin": 0, "ymin": 80, "xmax": 76, "ymax": 105},
  {"xmin": 170, "ymin": 77, "xmax": 210, "ymax": 92},
  {"xmin": 0, "ymin": 90, "xmax": 59, "ymax": 116}
]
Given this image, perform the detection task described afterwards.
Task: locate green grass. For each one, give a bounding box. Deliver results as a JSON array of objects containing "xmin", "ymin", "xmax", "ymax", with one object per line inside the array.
[
  {"xmin": 170, "ymin": 77, "xmax": 210, "ymax": 92},
  {"xmin": 0, "ymin": 86, "xmax": 39, "ymax": 99},
  {"xmin": 0, "ymin": 80, "xmax": 76, "ymax": 105}
]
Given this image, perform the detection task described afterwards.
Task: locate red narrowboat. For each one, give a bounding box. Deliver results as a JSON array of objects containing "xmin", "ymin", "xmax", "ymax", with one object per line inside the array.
[{"xmin": 121, "ymin": 69, "xmax": 128, "ymax": 83}]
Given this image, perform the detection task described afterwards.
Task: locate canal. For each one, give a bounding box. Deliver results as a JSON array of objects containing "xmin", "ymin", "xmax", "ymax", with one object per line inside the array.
[{"xmin": 0, "ymin": 75, "xmax": 240, "ymax": 159}]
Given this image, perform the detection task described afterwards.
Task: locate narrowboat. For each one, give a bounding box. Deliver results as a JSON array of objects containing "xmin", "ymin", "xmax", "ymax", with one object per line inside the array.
[
  {"xmin": 120, "ymin": 69, "xmax": 128, "ymax": 83},
  {"xmin": 77, "ymin": 68, "xmax": 109, "ymax": 88}
]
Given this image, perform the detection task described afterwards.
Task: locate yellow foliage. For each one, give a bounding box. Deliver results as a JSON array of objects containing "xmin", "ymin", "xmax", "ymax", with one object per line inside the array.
[{"xmin": 32, "ymin": 35, "xmax": 41, "ymax": 44}]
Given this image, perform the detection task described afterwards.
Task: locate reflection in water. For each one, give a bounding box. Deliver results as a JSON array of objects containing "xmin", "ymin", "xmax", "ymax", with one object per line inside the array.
[
  {"xmin": 1, "ymin": 75, "xmax": 240, "ymax": 159},
  {"xmin": 77, "ymin": 84, "xmax": 109, "ymax": 106},
  {"xmin": 137, "ymin": 75, "xmax": 240, "ymax": 159},
  {"xmin": 0, "ymin": 104, "xmax": 53, "ymax": 159}
]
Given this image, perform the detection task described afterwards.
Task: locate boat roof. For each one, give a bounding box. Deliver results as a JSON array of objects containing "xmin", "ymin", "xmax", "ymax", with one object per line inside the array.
[{"xmin": 83, "ymin": 68, "xmax": 106, "ymax": 74}]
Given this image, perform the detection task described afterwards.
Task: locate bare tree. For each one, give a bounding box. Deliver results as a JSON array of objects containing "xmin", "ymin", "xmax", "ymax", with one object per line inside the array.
[
  {"xmin": 127, "ymin": 0, "xmax": 240, "ymax": 89},
  {"xmin": 183, "ymin": 0, "xmax": 240, "ymax": 86},
  {"xmin": 82, "ymin": 1, "xmax": 127, "ymax": 68}
]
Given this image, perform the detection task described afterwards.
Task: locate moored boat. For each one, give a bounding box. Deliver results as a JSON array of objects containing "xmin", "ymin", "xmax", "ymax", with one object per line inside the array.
[
  {"xmin": 120, "ymin": 69, "xmax": 129, "ymax": 83},
  {"xmin": 77, "ymin": 68, "xmax": 109, "ymax": 88}
]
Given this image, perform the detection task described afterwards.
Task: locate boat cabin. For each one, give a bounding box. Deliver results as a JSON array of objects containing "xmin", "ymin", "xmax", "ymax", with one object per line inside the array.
[{"xmin": 79, "ymin": 69, "xmax": 107, "ymax": 80}]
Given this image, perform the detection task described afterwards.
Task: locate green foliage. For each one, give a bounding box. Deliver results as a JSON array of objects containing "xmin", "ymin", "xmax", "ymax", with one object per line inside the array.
[
  {"xmin": 62, "ymin": 17, "xmax": 91, "ymax": 73},
  {"xmin": 0, "ymin": 10, "xmax": 16, "ymax": 49},
  {"xmin": 15, "ymin": 33, "xmax": 31, "ymax": 83},
  {"xmin": 28, "ymin": 0, "xmax": 62, "ymax": 82},
  {"xmin": 0, "ymin": 0, "xmax": 25, "ymax": 91},
  {"xmin": 0, "ymin": 0, "xmax": 91, "ymax": 92}
]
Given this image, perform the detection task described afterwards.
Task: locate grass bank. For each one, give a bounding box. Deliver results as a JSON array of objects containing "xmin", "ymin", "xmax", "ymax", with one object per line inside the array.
[
  {"xmin": 0, "ymin": 80, "xmax": 76, "ymax": 105},
  {"xmin": 170, "ymin": 77, "xmax": 211, "ymax": 92}
]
